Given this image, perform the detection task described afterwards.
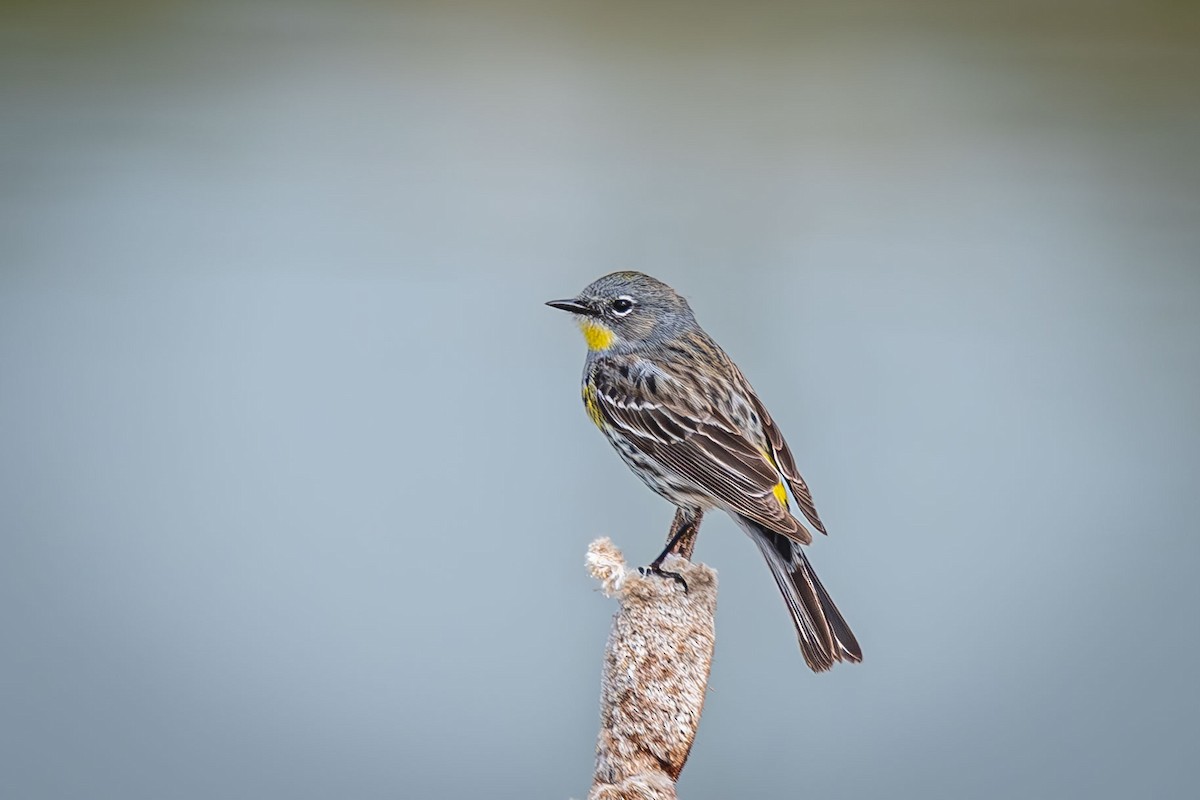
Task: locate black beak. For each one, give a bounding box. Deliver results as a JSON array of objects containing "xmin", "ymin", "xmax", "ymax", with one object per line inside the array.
[{"xmin": 545, "ymin": 298, "xmax": 596, "ymax": 316}]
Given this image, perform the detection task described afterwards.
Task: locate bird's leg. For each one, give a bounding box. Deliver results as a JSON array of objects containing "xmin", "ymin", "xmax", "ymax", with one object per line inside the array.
[
  {"xmin": 665, "ymin": 507, "xmax": 703, "ymax": 561},
  {"xmin": 641, "ymin": 509, "xmax": 704, "ymax": 592}
]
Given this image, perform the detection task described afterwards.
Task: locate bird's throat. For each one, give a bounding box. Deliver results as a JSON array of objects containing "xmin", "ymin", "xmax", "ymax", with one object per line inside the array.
[{"xmin": 578, "ymin": 319, "xmax": 616, "ymax": 351}]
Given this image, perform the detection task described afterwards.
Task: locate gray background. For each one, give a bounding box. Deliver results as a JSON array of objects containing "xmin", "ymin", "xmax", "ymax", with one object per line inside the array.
[{"xmin": 3, "ymin": 1, "xmax": 1198, "ymax": 798}]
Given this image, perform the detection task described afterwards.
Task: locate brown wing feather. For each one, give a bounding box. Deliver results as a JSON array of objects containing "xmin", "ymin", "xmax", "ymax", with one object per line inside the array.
[
  {"xmin": 734, "ymin": 366, "xmax": 828, "ymax": 535},
  {"xmin": 592, "ymin": 359, "xmax": 811, "ymax": 543}
]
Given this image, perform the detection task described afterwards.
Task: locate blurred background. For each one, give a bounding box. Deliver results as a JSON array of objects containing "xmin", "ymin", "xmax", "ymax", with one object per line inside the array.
[{"xmin": 3, "ymin": 1, "xmax": 1198, "ymax": 798}]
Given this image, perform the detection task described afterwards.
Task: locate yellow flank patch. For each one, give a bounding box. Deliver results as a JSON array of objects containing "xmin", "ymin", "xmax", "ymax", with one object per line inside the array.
[
  {"xmin": 578, "ymin": 319, "xmax": 616, "ymax": 351},
  {"xmin": 582, "ymin": 384, "xmax": 604, "ymax": 429},
  {"xmin": 761, "ymin": 449, "xmax": 788, "ymax": 508}
]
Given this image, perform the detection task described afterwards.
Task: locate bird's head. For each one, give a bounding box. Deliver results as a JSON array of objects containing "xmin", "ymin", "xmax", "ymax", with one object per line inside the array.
[{"xmin": 546, "ymin": 271, "xmax": 695, "ymax": 352}]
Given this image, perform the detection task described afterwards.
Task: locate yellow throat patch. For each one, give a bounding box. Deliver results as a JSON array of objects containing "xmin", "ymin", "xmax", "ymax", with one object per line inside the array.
[{"xmin": 578, "ymin": 319, "xmax": 616, "ymax": 351}]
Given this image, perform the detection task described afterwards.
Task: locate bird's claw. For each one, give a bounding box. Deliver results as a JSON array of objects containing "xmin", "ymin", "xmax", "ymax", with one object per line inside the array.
[{"xmin": 639, "ymin": 563, "xmax": 689, "ymax": 593}]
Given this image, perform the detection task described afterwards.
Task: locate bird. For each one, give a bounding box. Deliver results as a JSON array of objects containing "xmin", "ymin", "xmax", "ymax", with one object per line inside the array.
[{"xmin": 547, "ymin": 271, "xmax": 861, "ymax": 672}]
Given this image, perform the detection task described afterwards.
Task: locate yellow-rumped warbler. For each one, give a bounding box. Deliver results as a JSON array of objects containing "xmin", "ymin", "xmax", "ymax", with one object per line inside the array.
[{"xmin": 548, "ymin": 271, "xmax": 861, "ymax": 672}]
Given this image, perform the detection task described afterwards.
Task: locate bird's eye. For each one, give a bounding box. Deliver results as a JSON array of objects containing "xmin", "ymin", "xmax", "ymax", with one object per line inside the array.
[{"xmin": 611, "ymin": 296, "xmax": 635, "ymax": 316}]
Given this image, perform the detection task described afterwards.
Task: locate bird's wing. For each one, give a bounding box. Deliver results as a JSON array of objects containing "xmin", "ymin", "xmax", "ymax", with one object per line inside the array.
[
  {"xmin": 731, "ymin": 364, "xmax": 828, "ymax": 535},
  {"xmin": 590, "ymin": 358, "xmax": 812, "ymax": 544}
]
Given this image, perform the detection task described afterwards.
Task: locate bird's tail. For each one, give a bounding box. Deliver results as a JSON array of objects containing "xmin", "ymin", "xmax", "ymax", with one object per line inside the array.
[{"xmin": 743, "ymin": 520, "xmax": 862, "ymax": 672}]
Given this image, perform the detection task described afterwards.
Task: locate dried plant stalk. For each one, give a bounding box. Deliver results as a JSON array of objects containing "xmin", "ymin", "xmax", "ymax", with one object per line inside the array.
[{"xmin": 585, "ymin": 538, "xmax": 718, "ymax": 800}]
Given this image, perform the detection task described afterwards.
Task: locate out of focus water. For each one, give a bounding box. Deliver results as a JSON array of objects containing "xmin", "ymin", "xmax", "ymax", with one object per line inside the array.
[{"xmin": 3, "ymin": 2, "xmax": 1198, "ymax": 798}]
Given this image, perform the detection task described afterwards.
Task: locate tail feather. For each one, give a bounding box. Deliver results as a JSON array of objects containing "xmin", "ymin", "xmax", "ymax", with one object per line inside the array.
[{"xmin": 744, "ymin": 520, "xmax": 862, "ymax": 672}]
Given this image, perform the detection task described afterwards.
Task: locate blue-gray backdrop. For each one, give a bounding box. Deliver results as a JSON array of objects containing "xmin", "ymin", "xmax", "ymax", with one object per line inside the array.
[{"xmin": 3, "ymin": 2, "xmax": 1198, "ymax": 798}]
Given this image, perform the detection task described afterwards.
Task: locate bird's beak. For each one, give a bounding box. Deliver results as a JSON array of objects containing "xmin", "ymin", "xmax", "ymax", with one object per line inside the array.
[{"xmin": 545, "ymin": 298, "xmax": 596, "ymax": 316}]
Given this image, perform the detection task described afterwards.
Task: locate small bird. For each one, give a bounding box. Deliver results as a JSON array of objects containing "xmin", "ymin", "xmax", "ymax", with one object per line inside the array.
[{"xmin": 548, "ymin": 271, "xmax": 861, "ymax": 672}]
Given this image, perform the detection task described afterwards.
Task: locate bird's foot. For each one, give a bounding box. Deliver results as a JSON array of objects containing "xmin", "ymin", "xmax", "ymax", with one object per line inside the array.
[{"xmin": 639, "ymin": 563, "xmax": 689, "ymax": 592}]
